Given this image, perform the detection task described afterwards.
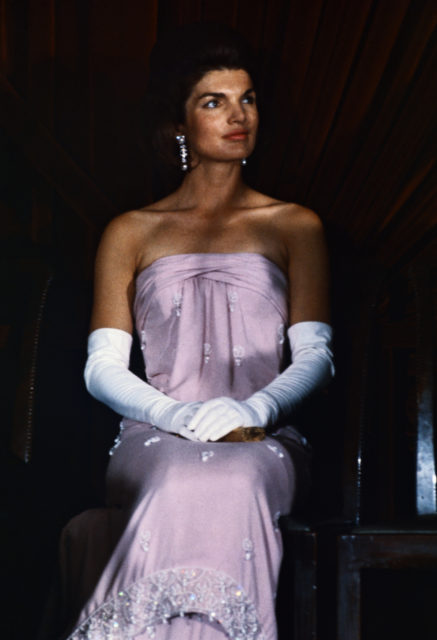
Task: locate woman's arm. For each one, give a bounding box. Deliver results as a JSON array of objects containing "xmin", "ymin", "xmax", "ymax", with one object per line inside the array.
[
  {"xmin": 285, "ymin": 207, "xmax": 330, "ymax": 325},
  {"xmin": 89, "ymin": 214, "xmax": 138, "ymax": 333},
  {"xmin": 84, "ymin": 214, "xmax": 200, "ymax": 438},
  {"xmin": 187, "ymin": 206, "xmax": 334, "ymax": 442}
]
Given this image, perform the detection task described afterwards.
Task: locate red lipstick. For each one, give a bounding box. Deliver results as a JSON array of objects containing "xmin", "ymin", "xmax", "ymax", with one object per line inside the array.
[{"xmin": 223, "ymin": 129, "xmax": 249, "ymax": 140}]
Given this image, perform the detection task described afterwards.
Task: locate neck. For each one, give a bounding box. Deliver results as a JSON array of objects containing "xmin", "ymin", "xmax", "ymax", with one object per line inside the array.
[{"xmin": 174, "ymin": 159, "xmax": 248, "ymax": 213}]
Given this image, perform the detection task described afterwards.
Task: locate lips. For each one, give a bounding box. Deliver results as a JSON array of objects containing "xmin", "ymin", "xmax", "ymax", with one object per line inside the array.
[{"xmin": 223, "ymin": 130, "xmax": 249, "ymax": 140}]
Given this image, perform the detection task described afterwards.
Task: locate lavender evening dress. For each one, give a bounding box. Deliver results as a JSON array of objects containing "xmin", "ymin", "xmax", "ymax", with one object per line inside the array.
[{"xmin": 60, "ymin": 253, "xmax": 311, "ymax": 640}]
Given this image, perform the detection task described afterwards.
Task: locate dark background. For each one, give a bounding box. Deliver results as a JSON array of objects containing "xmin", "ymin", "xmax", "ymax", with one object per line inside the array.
[
  {"xmin": 2, "ymin": 0, "xmax": 436, "ymax": 278},
  {"xmin": 1, "ymin": 1, "xmax": 436, "ymax": 639}
]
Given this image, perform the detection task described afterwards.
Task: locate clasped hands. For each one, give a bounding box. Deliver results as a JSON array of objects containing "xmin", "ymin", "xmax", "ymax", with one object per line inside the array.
[{"xmin": 164, "ymin": 397, "xmax": 262, "ymax": 442}]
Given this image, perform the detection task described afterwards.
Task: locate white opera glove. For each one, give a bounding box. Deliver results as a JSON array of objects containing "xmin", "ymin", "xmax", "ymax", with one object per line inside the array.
[
  {"xmin": 186, "ymin": 396, "xmax": 260, "ymax": 443},
  {"xmin": 188, "ymin": 321, "xmax": 334, "ymax": 442},
  {"xmin": 84, "ymin": 328, "xmax": 201, "ymax": 440}
]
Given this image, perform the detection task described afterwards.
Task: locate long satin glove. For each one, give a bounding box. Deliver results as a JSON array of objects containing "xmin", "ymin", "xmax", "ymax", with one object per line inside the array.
[
  {"xmin": 187, "ymin": 321, "xmax": 334, "ymax": 442},
  {"xmin": 84, "ymin": 328, "xmax": 201, "ymax": 440}
]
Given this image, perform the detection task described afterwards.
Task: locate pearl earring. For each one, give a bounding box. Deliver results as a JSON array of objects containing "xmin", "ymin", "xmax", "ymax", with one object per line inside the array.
[
  {"xmin": 176, "ymin": 134, "xmax": 188, "ymax": 171},
  {"xmin": 241, "ymin": 158, "xmax": 247, "ymax": 166}
]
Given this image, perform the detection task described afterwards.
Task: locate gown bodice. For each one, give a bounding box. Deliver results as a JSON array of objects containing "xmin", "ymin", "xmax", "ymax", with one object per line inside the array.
[{"xmin": 134, "ymin": 252, "xmax": 289, "ymax": 403}]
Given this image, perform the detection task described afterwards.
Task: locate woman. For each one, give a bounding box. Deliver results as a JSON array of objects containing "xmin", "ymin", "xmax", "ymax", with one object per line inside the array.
[{"xmin": 59, "ymin": 24, "xmax": 333, "ymax": 640}]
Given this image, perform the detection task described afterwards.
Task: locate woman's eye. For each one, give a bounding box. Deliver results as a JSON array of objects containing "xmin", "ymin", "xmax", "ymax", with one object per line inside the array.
[
  {"xmin": 242, "ymin": 95, "xmax": 256, "ymax": 105},
  {"xmin": 203, "ymin": 99, "xmax": 219, "ymax": 109}
]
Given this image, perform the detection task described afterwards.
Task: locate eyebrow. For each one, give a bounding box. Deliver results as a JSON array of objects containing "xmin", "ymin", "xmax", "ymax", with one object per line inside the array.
[{"xmin": 196, "ymin": 88, "xmax": 255, "ymax": 101}]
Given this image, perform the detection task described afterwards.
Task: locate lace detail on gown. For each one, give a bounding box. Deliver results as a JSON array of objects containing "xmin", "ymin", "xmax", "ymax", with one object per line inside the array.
[{"xmin": 68, "ymin": 568, "xmax": 265, "ymax": 640}]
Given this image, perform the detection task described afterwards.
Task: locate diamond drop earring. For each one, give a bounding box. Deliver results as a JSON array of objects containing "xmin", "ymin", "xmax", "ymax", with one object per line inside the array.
[{"xmin": 176, "ymin": 134, "xmax": 189, "ymax": 171}]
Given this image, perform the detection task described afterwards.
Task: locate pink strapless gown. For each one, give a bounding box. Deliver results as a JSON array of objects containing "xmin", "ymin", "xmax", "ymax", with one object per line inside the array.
[{"xmin": 57, "ymin": 253, "xmax": 311, "ymax": 640}]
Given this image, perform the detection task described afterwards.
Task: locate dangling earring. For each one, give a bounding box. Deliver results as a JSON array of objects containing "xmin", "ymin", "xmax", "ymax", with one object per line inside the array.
[
  {"xmin": 241, "ymin": 158, "xmax": 247, "ymax": 166},
  {"xmin": 176, "ymin": 134, "xmax": 189, "ymax": 171}
]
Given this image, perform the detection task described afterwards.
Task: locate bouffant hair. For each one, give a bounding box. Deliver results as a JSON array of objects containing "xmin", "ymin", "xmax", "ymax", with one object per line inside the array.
[{"xmin": 143, "ymin": 23, "xmax": 257, "ymax": 173}]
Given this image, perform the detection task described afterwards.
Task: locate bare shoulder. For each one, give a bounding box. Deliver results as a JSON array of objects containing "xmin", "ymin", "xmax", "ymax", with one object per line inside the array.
[
  {"xmin": 103, "ymin": 208, "xmax": 158, "ymax": 238},
  {"xmin": 100, "ymin": 207, "xmax": 164, "ymax": 256},
  {"xmin": 267, "ymin": 202, "xmax": 325, "ymax": 254},
  {"xmin": 247, "ymin": 189, "xmax": 323, "ymax": 230},
  {"xmin": 272, "ymin": 202, "xmax": 323, "ymax": 232}
]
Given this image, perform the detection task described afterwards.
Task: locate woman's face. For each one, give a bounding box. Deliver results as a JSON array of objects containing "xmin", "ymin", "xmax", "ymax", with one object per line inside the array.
[{"xmin": 181, "ymin": 68, "xmax": 258, "ymax": 166}]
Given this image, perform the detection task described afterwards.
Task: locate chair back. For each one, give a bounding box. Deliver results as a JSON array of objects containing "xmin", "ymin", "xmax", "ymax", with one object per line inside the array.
[
  {"xmin": 413, "ymin": 261, "xmax": 436, "ymax": 516},
  {"xmin": 342, "ymin": 246, "xmax": 437, "ymax": 526},
  {"xmin": 7, "ymin": 269, "xmax": 119, "ymax": 515}
]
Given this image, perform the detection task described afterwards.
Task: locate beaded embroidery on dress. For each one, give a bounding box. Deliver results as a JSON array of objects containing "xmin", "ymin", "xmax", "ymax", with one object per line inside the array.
[
  {"xmin": 69, "ymin": 568, "xmax": 265, "ymax": 640},
  {"xmin": 56, "ymin": 253, "xmax": 310, "ymax": 640}
]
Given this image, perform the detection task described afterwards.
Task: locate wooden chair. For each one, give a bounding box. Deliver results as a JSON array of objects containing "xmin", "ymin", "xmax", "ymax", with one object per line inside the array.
[
  {"xmin": 336, "ymin": 252, "xmax": 437, "ymax": 639},
  {"xmin": 5, "ymin": 266, "xmax": 119, "ymax": 638},
  {"xmin": 276, "ymin": 518, "xmax": 318, "ymax": 639}
]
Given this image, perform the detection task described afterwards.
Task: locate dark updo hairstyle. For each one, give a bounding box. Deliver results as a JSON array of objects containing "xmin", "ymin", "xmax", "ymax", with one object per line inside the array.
[{"xmin": 143, "ymin": 23, "xmax": 257, "ymax": 179}]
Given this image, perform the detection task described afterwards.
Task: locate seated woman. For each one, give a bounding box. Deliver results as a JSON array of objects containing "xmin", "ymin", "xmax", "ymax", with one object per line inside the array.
[{"xmin": 55, "ymin": 23, "xmax": 334, "ymax": 640}]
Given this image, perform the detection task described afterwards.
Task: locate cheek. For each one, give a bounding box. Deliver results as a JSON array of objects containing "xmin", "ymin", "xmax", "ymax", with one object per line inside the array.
[
  {"xmin": 188, "ymin": 114, "xmax": 221, "ymax": 144},
  {"xmin": 251, "ymin": 109, "xmax": 259, "ymax": 128}
]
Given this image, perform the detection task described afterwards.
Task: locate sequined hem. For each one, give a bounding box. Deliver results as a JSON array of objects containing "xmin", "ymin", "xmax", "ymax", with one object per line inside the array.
[{"xmin": 68, "ymin": 567, "xmax": 265, "ymax": 640}]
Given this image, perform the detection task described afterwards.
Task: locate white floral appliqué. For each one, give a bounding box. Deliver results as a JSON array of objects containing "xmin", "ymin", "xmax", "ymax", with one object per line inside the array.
[
  {"xmin": 203, "ymin": 343, "xmax": 212, "ymax": 364},
  {"xmin": 140, "ymin": 530, "xmax": 151, "ymax": 552},
  {"xmin": 232, "ymin": 345, "xmax": 245, "ymax": 367},
  {"xmin": 266, "ymin": 443, "xmax": 285, "ymax": 459},
  {"xmin": 172, "ymin": 292, "xmax": 183, "ymax": 317},
  {"xmin": 109, "ymin": 421, "xmax": 125, "ymax": 456},
  {"xmin": 242, "ymin": 538, "xmax": 254, "ymax": 561},
  {"xmin": 201, "ymin": 451, "xmax": 214, "ymax": 462},
  {"xmin": 227, "ymin": 290, "xmax": 238, "ymax": 312}
]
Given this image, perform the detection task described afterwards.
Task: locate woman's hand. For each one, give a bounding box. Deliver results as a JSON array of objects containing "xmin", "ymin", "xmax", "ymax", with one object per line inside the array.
[
  {"xmin": 161, "ymin": 401, "xmax": 203, "ymax": 440},
  {"xmin": 186, "ymin": 397, "xmax": 260, "ymax": 442}
]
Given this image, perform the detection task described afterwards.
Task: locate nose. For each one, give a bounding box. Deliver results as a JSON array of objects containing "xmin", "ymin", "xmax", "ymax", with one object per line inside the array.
[{"xmin": 228, "ymin": 100, "xmax": 247, "ymax": 124}]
